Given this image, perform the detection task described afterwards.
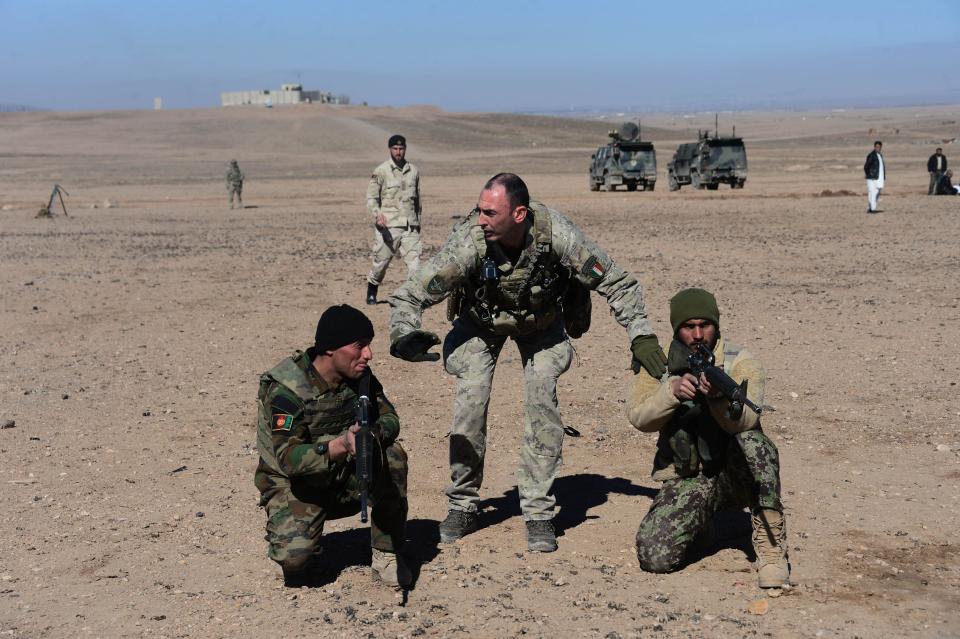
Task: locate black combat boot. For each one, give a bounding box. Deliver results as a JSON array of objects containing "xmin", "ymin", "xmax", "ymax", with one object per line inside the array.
[
  {"xmin": 526, "ymin": 519, "xmax": 558, "ymax": 553},
  {"xmin": 366, "ymin": 283, "xmax": 378, "ymax": 305},
  {"xmin": 439, "ymin": 509, "xmax": 479, "ymax": 543}
]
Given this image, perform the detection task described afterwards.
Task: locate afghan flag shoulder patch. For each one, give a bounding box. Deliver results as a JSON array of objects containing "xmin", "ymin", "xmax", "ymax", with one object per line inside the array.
[
  {"xmin": 582, "ymin": 256, "xmax": 606, "ymax": 280},
  {"xmin": 272, "ymin": 414, "xmax": 294, "ymax": 432}
]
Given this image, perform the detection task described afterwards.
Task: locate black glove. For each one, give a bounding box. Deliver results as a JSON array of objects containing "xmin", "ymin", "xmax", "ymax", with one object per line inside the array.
[
  {"xmin": 390, "ymin": 330, "xmax": 441, "ymax": 362},
  {"xmin": 630, "ymin": 334, "xmax": 667, "ymax": 378}
]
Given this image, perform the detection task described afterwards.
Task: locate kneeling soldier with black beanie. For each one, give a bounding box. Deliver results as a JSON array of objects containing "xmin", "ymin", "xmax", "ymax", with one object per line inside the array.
[{"xmin": 254, "ymin": 304, "xmax": 411, "ymax": 588}]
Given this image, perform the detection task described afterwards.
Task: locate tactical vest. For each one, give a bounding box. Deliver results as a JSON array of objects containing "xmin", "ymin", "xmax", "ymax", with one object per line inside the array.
[
  {"xmin": 652, "ymin": 339, "xmax": 746, "ymax": 480},
  {"xmin": 448, "ymin": 203, "xmax": 589, "ymax": 337},
  {"xmin": 256, "ymin": 350, "xmax": 362, "ymax": 477}
]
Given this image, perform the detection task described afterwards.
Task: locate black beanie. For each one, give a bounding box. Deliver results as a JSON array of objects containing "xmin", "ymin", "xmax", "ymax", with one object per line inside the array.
[
  {"xmin": 388, "ymin": 134, "xmax": 406, "ymax": 147},
  {"xmin": 314, "ymin": 304, "xmax": 375, "ymax": 353}
]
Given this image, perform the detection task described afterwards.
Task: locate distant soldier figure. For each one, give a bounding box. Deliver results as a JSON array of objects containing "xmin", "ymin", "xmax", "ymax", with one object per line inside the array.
[
  {"xmin": 254, "ymin": 304, "xmax": 411, "ymax": 589},
  {"xmin": 365, "ymin": 135, "xmax": 422, "ymax": 305},
  {"xmin": 863, "ymin": 141, "xmax": 885, "ymax": 214},
  {"xmin": 927, "ymin": 147, "xmax": 948, "ymax": 195},
  {"xmin": 626, "ymin": 288, "xmax": 790, "ymax": 588},
  {"xmin": 226, "ymin": 160, "xmax": 244, "ymax": 209},
  {"xmin": 388, "ymin": 172, "xmax": 666, "ymax": 553}
]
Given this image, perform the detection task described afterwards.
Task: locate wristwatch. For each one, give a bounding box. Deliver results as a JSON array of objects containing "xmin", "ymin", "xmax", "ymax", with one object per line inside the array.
[{"xmin": 315, "ymin": 441, "xmax": 329, "ymax": 455}]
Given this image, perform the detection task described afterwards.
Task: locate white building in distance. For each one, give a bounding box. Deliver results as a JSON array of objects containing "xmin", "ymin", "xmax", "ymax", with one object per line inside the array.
[{"xmin": 220, "ymin": 84, "xmax": 349, "ymax": 107}]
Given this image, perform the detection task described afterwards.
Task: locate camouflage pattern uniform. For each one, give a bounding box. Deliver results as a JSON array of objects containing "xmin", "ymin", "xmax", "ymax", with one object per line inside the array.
[
  {"xmin": 626, "ymin": 336, "xmax": 782, "ymax": 572},
  {"xmin": 226, "ymin": 161, "xmax": 244, "ymax": 209},
  {"xmin": 254, "ymin": 349, "xmax": 407, "ymax": 573},
  {"xmin": 366, "ymin": 159, "xmax": 422, "ymax": 286},
  {"xmin": 390, "ymin": 202, "xmax": 654, "ymax": 520}
]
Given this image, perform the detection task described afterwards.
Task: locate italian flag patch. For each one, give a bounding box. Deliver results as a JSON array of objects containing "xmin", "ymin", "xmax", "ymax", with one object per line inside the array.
[
  {"xmin": 273, "ymin": 414, "xmax": 294, "ymax": 431},
  {"xmin": 583, "ymin": 256, "xmax": 605, "ymax": 279}
]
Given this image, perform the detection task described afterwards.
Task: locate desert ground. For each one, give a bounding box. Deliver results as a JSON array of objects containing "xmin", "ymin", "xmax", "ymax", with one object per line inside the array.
[{"xmin": 1, "ymin": 103, "xmax": 958, "ymax": 638}]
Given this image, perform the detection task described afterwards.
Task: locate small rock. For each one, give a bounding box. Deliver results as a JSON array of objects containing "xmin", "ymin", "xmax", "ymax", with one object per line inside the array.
[
  {"xmin": 747, "ymin": 599, "xmax": 769, "ymax": 615},
  {"xmin": 789, "ymin": 392, "xmax": 799, "ymax": 399},
  {"xmin": 1, "ymin": 420, "xmax": 15, "ymax": 429},
  {"xmin": 195, "ymin": 511, "xmax": 205, "ymax": 518},
  {"xmin": 143, "ymin": 410, "xmax": 151, "ymax": 417},
  {"xmin": 62, "ymin": 394, "xmax": 69, "ymax": 400},
  {"xmin": 103, "ymin": 199, "xmax": 118, "ymax": 209},
  {"xmin": 935, "ymin": 444, "xmax": 950, "ymax": 452},
  {"xmin": 1, "ymin": 204, "xmax": 13, "ymax": 211}
]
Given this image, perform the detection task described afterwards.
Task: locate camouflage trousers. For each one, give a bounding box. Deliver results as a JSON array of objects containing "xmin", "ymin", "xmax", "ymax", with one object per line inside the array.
[
  {"xmin": 256, "ymin": 441, "xmax": 408, "ymax": 574},
  {"xmin": 636, "ymin": 429, "xmax": 783, "ymax": 573},
  {"xmin": 442, "ymin": 317, "xmax": 573, "ymax": 520},
  {"xmin": 367, "ymin": 226, "xmax": 421, "ymax": 286},
  {"xmin": 228, "ymin": 184, "xmax": 243, "ymax": 208}
]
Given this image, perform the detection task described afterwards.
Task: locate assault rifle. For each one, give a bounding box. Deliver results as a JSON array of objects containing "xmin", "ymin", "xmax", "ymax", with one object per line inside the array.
[
  {"xmin": 354, "ymin": 370, "xmax": 374, "ymax": 523},
  {"xmin": 687, "ymin": 343, "xmax": 762, "ymax": 420}
]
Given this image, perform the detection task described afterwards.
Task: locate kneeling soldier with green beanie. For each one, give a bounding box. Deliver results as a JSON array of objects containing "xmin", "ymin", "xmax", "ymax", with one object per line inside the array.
[
  {"xmin": 254, "ymin": 304, "xmax": 411, "ymax": 588},
  {"xmin": 625, "ymin": 288, "xmax": 790, "ymax": 588}
]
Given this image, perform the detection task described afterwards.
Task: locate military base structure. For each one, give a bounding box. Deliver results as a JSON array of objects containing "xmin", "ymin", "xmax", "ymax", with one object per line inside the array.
[
  {"xmin": 588, "ymin": 121, "xmax": 657, "ymax": 192},
  {"xmin": 220, "ymin": 83, "xmax": 349, "ymax": 107}
]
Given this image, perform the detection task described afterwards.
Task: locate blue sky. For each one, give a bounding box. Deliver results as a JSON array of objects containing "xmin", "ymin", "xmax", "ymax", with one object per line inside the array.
[{"xmin": 1, "ymin": 0, "xmax": 958, "ymax": 111}]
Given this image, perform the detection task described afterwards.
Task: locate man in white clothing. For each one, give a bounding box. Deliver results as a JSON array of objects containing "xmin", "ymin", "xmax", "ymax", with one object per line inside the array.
[{"xmin": 863, "ymin": 141, "xmax": 885, "ymax": 214}]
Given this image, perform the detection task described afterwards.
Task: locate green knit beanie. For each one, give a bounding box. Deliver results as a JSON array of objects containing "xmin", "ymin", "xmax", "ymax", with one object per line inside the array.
[{"xmin": 669, "ymin": 288, "xmax": 720, "ymax": 335}]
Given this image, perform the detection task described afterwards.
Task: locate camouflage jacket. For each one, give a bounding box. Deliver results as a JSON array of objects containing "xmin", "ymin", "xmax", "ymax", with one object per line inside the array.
[
  {"xmin": 254, "ymin": 349, "xmax": 400, "ymax": 489},
  {"xmin": 226, "ymin": 166, "xmax": 244, "ymax": 186},
  {"xmin": 389, "ymin": 201, "xmax": 654, "ymax": 340},
  {"xmin": 366, "ymin": 159, "xmax": 421, "ymax": 228},
  {"xmin": 626, "ymin": 336, "xmax": 764, "ymax": 480}
]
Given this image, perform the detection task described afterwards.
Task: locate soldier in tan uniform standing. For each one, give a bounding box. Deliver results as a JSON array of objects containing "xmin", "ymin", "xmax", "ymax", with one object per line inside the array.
[
  {"xmin": 388, "ymin": 173, "xmax": 666, "ymax": 553},
  {"xmin": 366, "ymin": 134, "xmax": 422, "ymax": 305}
]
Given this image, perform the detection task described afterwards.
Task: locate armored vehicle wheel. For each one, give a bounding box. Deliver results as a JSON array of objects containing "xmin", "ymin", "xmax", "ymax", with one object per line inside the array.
[
  {"xmin": 626, "ymin": 183, "xmax": 637, "ymax": 191},
  {"xmin": 707, "ymin": 183, "xmax": 719, "ymax": 190},
  {"xmin": 589, "ymin": 178, "xmax": 599, "ymax": 192},
  {"xmin": 691, "ymin": 172, "xmax": 703, "ymax": 190},
  {"xmin": 600, "ymin": 174, "xmax": 613, "ymax": 191},
  {"xmin": 668, "ymin": 175, "xmax": 679, "ymax": 191},
  {"xmin": 646, "ymin": 182, "xmax": 655, "ymax": 192},
  {"xmin": 735, "ymin": 179, "xmax": 746, "ymax": 189}
]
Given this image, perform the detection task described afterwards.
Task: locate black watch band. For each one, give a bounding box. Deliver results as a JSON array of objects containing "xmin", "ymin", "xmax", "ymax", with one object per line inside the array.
[{"xmin": 315, "ymin": 441, "xmax": 329, "ymax": 455}]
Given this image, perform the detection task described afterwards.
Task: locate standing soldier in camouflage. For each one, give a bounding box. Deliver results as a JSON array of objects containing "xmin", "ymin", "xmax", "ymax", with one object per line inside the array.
[
  {"xmin": 254, "ymin": 304, "xmax": 411, "ymax": 589},
  {"xmin": 388, "ymin": 173, "xmax": 666, "ymax": 552},
  {"xmin": 626, "ymin": 288, "xmax": 790, "ymax": 588},
  {"xmin": 226, "ymin": 159, "xmax": 244, "ymax": 209},
  {"xmin": 365, "ymin": 134, "xmax": 422, "ymax": 305}
]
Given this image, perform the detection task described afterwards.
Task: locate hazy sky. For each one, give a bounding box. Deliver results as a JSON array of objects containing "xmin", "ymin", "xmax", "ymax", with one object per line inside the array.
[{"xmin": 2, "ymin": 0, "xmax": 958, "ymax": 112}]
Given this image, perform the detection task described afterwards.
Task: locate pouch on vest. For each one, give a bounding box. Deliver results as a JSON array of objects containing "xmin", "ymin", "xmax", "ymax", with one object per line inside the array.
[{"xmin": 562, "ymin": 279, "xmax": 592, "ymax": 339}]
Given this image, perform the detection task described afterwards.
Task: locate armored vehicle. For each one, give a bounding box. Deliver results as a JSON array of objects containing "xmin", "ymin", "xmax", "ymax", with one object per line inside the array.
[
  {"xmin": 589, "ymin": 122, "xmax": 657, "ymax": 192},
  {"xmin": 667, "ymin": 125, "xmax": 747, "ymax": 191}
]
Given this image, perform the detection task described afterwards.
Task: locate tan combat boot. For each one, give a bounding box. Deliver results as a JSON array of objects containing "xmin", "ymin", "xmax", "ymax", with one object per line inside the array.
[
  {"xmin": 752, "ymin": 508, "xmax": 790, "ymax": 588},
  {"xmin": 371, "ymin": 548, "xmax": 412, "ymax": 589}
]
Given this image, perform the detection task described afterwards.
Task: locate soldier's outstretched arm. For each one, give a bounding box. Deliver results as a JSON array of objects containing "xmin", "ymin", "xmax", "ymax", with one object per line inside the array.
[
  {"xmin": 551, "ymin": 211, "xmax": 654, "ymax": 340},
  {"xmin": 550, "ymin": 210, "xmax": 666, "ymax": 377},
  {"xmin": 388, "ymin": 218, "xmax": 474, "ymax": 347}
]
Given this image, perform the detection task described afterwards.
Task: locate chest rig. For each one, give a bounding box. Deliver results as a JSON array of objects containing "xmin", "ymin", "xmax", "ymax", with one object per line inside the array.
[
  {"xmin": 452, "ymin": 204, "xmax": 568, "ymax": 336},
  {"xmin": 652, "ymin": 339, "xmax": 745, "ymax": 480}
]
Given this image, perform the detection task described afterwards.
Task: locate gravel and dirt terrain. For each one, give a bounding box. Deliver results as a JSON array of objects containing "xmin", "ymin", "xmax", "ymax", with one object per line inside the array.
[{"xmin": 1, "ymin": 104, "xmax": 958, "ymax": 638}]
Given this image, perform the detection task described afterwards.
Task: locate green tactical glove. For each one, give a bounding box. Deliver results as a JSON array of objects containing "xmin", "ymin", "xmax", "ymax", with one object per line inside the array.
[
  {"xmin": 630, "ymin": 334, "xmax": 668, "ymax": 379},
  {"xmin": 390, "ymin": 330, "xmax": 441, "ymax": 363}
]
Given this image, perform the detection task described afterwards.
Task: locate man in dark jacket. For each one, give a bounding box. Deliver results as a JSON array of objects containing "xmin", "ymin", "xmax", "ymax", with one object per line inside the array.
[
  {"xmin": 863, "ymin": 141, "xmax": 885, "ymax": 213},
  {"xmin": 928, "ymin": 148, "xmax": 948, "ymax": 195}
]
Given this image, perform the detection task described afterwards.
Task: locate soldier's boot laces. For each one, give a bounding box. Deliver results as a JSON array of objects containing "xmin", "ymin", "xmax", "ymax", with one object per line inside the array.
[
  {"xmin": 752, "ymin": 508, "xmax": 790, "ymax": 588},
  {"xmin": 526, "ymin": 519, "xmax": 558, "ymax": 553},
  {"xmin": 366, "ymin": 283, "xmax": 378, "ymax": 306},
  {"xmin": 439, "ymin": 509, "xmax": 478, "ymax": 543},
  {"xmin": 371, "ymin": 548, "xmax": 412, "ymax": 589}
]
